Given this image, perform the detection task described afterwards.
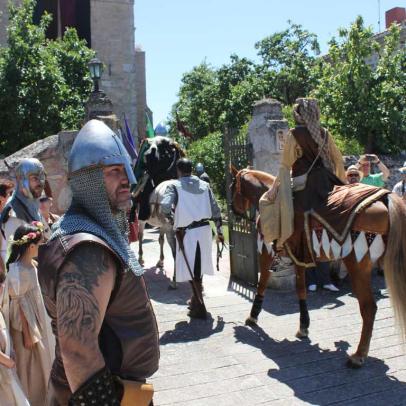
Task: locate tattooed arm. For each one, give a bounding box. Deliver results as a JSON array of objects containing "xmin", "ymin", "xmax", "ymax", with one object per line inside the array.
[{"xmin": 56, "ymin": 243, "xmax": 117, "ymax": 392}]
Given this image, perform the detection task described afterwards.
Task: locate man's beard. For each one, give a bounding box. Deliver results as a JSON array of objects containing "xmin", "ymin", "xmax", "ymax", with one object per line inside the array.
[
  {"xmin": 108, "ymin": 185, "xmax": 131, "ymax": 213},
  {"xmin": 30, "ymin": 187, "xmax": 43, "ymax": 199}
]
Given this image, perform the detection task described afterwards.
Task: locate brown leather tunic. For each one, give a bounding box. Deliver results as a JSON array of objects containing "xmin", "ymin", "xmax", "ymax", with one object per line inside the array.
[{"xmin": 38, "ymin": 233, "xmax": 159, "ymax": 405}]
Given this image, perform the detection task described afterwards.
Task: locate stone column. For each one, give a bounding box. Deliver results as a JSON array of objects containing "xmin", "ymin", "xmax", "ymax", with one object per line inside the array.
[
  {"xmin": 248, "ymin": 98, "xmax": 289, "ymax": 176},
  {"xmin": 248, "ymin": 98, "xmax": 295, "ymax": 291},
  {"xmin": 85, "ymin": 91, "xmax": 119, "ymax": 131}
]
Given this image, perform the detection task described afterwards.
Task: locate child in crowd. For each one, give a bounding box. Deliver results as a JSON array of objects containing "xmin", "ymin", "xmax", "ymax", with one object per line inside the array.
[
  {"xmin": 6, "ymin": 222, "xmax": 54, "ymax": 406},
  {"xmin": 0, "ymin": 271, "xmax": 29, "ymax": 405}
]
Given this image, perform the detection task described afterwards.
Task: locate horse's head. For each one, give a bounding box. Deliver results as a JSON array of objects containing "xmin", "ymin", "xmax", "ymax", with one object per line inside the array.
[
  {"xmin": 230, "ymin": 167, "xmax": 275, "ymax": 217},
  {"xmin": 230, "ymin": 166, "xmax": 252, "ymax": 216},
  {"xmin": 143, "ymin": 136, "xmax": 185, "ymax": 183}
]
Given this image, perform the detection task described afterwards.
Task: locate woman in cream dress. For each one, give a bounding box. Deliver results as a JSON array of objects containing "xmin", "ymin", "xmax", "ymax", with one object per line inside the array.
[
  {"xmin": 0, "ymin": 277, "xmax": 29, "ymax": 406},
  {"xmin": 6, "ymin": 222, "xmax": 54, "ymax": 405}
]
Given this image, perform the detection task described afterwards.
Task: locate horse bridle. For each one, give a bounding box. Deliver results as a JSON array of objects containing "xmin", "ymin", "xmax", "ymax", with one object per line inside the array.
[{"xmin": 233, "ymin": 169, "xmax": 265, "ymax": 222}]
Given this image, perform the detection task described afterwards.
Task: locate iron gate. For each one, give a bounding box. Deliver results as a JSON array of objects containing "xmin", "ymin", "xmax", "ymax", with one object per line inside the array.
[{"xmin": 224, "ymin": 127, "xmax": 258, "ymax": 286}]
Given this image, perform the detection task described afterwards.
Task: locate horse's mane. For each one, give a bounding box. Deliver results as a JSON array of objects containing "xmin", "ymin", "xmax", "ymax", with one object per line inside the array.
[{"xmin": 241, "ymin": 169, "xmax": 275, "ymax": 186}]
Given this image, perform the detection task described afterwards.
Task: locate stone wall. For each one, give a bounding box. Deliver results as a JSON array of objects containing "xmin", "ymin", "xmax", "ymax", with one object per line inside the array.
[
  {"xmin": 91, "ymin": 0, "xmax": 137, "ymax": 133},
  {"xmin": 0, "ymin": 131, "xmax": 78, "ymax": 214},
  {"xmin": 135, "ymin": 47, "xmax": 147, "ymax": 141}
]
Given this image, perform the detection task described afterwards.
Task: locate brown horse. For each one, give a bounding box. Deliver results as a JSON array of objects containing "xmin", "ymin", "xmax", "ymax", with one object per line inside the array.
[{"xmin": 230, "ymin": 167, "xmax": 406, "ymax": 368}]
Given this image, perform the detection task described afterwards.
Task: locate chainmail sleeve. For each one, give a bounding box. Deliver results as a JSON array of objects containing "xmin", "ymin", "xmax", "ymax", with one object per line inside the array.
[
  {"xmin": 160, "ymin": 184, "xmax": 178, "ymax": 217},
  {"xmin": 208, "ymin": 188, "xmax": 222, "ymax": 232}
]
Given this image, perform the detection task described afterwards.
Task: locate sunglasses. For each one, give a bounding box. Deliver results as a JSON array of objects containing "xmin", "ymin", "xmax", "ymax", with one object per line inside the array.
[{"xmin": 348, "ymin": 174, "xmax": 360, "ymax": 179}]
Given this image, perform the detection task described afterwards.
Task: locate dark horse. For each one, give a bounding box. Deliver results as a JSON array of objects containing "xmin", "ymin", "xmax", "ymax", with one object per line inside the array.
[
  {"xmin": 134, "ymin": 136, "xmax": 185, "ymax": 273},
  {"xmin": 231, "ymin": 167, "xmax": 406, "ymax": 368}
]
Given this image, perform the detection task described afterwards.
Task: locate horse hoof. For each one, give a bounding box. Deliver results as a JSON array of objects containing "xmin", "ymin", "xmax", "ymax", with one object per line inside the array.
[
  {"xmin": 245, "ymin": 317, "xmax": 258, "ymax": 327},
  {"xmin": 346, "ymin": 354, "xmax": 365, "ymax": 369},
  {"xmin": 156, "ymin": 260, "xmax": 164, "ymax": 269},
  {"xmin": 296, "ymin": 327, "xmax": 309, "ymax": 339}
]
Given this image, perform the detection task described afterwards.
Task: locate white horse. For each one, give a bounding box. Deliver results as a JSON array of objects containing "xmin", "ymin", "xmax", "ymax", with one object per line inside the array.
[{"xmin": 137, "ymin": 179, "xmax": 177, "ymax": 287}]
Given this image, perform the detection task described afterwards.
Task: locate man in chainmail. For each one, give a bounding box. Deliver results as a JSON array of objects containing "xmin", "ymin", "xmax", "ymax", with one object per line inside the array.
[
  {"xmin": 195, "ymin": 162, "xmax": 211, "ymax": 184},
  {"xmin": 38, "ymin": 120, "xmax": 159, "ymax": 405},
  {"xmin": 0, "ymin": 158, "xmax": 50, "ymax": 274},
  {"xmin": 161, "ymin": 158, "xmax": 223, "ymax": 319}
]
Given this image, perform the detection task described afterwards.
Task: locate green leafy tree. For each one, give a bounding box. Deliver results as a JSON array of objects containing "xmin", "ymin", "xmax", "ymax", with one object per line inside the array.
[
  {"xmin": 255, "ymin": 21, "xmax": 320, "ymax": 104},
  {"xmin": 218, "ymin": 55, "xmax": 266, "ymax": 130},
  {"xmin": 170, "ymin": 61, "xmax": 220, "ymax": 140},
  {"xmin": 48, "ymin": 28, "xmax": 94, "ymax": 130},
  {"xmin": 313, "ymin": 17, "xmax": 405, "ymax": 153},
  {"xmin": 0, "ymin": 0, "xmax": 94, "ymax": 155},
  {"xmin": 170, "ymin": 55, "xmax": 265, "ymax": 140},
  {"xmin": 170, "ymin": 22, "xmax": 320, "ymax": 141},
  {"xmin": 187, "ymin": 131, "xmax": 225, "ymax": 197}
]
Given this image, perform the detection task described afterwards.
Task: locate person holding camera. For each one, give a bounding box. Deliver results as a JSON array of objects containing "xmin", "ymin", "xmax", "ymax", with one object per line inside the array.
[
  {"xmin": 358, "ymin": 154, "xmax": 390, "ymax": 187},
  {"xmin": 392, "ymin": 162, "xmax": 406, "ymax": 200}
]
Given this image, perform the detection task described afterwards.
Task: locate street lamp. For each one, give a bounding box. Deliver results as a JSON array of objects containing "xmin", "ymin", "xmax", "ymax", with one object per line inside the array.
[{"xmin": 88, "ymin": 57, "xmax": 103, "ymax": 92}]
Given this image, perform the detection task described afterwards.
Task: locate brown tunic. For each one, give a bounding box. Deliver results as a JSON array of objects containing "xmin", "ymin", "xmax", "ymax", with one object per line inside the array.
[{"xmin": 38, "ymin": 233, "xmax": 159, "ymax": 405}]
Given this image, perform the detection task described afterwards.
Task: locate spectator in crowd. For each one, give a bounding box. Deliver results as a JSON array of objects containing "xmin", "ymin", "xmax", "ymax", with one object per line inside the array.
[
  {"xmin": 392, "ymin": 161, "xmax": 406, "ymax": 200},
  {"xmin": 0, "ymin": 180, "xmax": 14, "ymax": 214},
  {"xmin": 0, "ymin": 179, "xmax": 15, "ymax": 277},
  {"xmin": 0, "ymin": 280, "xmax": 30, "ymax": 405},
  {"xmin": 358, "ymin": 154, "xmax": 390, "ymax": 187},
  {"xmin": 39, "ymin": 195, "xmax": 60, "ymax": 230},
  {"xmin": 346, "ymin": 165, "xmax": 363, "ymax": 184},
  {"xmin": 307, "ymin": 262, "xmax": 339, "ymax": 292},
  {"xmin": 6, "ymin": 222, "xmax": 54, "ymax": 405}
]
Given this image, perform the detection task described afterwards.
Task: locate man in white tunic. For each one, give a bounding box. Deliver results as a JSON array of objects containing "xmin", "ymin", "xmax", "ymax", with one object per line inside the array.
[{"xmin": 161, "ymin": 158, "xmax": 223, "ymax": 319}]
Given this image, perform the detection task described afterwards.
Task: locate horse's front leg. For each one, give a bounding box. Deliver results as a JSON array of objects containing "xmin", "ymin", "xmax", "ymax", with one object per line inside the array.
[
  {"xmin": 138, "ymin": 221, "xmax": 145, "ymax": 266},
  {"xmin": 343, "ymin": 253, "xmax": 376, "ymax": 368},
  {"xmin": 166, "ymin": 227, "xmax": 177, "ymax": 290},
  {"xmin": 295, "ymin": 265, "xmax": 310, "ymax": 339},
  {"xmin": 156, "ymin": 229, "xmax": 165, "ymax": 269},
  {"xmin": 246, "ymin": 248, "xmax": 273, "ymax": 326}
]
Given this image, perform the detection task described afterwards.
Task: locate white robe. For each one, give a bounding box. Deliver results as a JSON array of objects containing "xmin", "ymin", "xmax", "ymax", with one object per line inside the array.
[
  {"xmin": 174, "ymin": 184, "xmax": 215, "ymax": 282},
  {"xmin": 175, "ymin": 225, "xmax": 214, "ymax": 282}
]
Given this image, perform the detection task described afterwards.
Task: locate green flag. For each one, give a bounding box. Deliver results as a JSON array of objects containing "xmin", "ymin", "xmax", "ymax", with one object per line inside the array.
[{"xmin": 145, "ymin": 111, "xmax": 155, "ymax": 138}]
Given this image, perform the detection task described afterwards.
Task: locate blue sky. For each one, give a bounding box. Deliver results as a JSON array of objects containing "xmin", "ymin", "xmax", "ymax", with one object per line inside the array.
[{"xmin": 134, "ymin": 0, "xmax": 404, "ymax": 125}]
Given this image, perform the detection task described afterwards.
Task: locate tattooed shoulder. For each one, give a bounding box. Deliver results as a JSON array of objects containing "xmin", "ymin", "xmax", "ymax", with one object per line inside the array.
[{"xmin": 56, "ymin": 243, "xmax": 115, "ymax": 343}]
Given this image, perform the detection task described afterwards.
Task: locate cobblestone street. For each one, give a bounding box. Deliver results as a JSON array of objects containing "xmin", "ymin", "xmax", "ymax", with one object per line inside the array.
[{"xmin": 139, "ymin": 229, "xmax": 406, "ymax": 406}]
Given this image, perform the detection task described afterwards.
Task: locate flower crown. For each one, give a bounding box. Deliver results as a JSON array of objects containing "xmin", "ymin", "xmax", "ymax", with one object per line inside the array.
[{"xmin": 10, "ymin": 221, "xmax": 44, "ymax": 246}]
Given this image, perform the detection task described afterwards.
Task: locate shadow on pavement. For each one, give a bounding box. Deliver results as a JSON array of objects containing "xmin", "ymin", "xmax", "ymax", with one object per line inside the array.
[
  {"xmin": 233, "ymin": 324, "xmax": 406, "ymax": 405},
  {"xmin": 160, "ymin": 315, "xmax": 225, "ymax": 345},
  {"xmin": 144, "ymin": 266, "xmax": 190, "ymax": 305},
  {"xmin": 228, "ymin": 272, "xmax": 387, "ymax": 318}
]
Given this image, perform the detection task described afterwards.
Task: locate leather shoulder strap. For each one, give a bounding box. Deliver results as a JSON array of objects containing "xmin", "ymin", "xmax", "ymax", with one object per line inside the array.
[{"xmin": 60, "ymin": 233, "xmax": 123, "ymax": 266}]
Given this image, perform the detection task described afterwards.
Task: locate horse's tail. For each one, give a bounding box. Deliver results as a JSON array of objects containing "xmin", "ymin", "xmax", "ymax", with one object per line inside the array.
[{"xmin": 384, "ymin": 194, "xmax": 406, "ymax": 338}]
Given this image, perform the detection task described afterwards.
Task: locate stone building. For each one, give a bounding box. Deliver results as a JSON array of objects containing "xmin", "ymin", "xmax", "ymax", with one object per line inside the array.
[
  {"xmin": 0, "ymin": 0, "xmax": 139, "ymax": 133},
  {"xmin": 135, "ymin": 46, "xmax": 147, "ymax": 140},
  {"xmin": 365, "ymin": 7, "xmax": 406, "ymax": 69}
]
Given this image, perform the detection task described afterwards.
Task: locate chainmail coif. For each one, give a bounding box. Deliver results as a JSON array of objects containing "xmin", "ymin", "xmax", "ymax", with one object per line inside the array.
[{"xmin": 50, "ymin": 166, "xmax": 143, "ymax": 276}]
